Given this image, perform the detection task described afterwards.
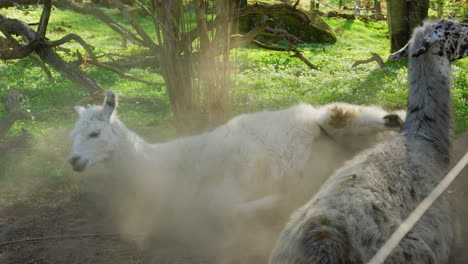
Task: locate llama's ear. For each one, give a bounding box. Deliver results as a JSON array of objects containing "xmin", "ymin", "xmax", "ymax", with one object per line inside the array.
[
  {"xmin": 389, "ymin": 43, "xmax": 409, "ymax": 60},
  {"xmin": 411, "ymin": 32, "xmax": 441, "ymax": 57},
  {"xmin": 101, "ymin": 90, "xmax": 118, "ymax": 121},
  {"xmin": 383, "ymin": 114, "xmax": 404, "ymax": 129},
  {"xmin": 74, "ymin": 105, "xmax": 85, "ymax": 115}
]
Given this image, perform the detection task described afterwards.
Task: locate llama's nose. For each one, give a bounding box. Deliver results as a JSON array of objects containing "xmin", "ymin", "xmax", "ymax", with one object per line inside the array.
[{"xmin": 69, "ymin": 156, "xmax": 80, "ymax": 166}]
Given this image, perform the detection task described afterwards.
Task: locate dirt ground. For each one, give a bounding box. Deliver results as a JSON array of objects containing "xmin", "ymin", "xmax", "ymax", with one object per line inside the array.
[
  {"xmin": 0, "ymin": 179, "xmax": 275, "ymax": 264},
  {"xmin": 0, "ymin": 133, "xmax": 467, "ymax": 264}
]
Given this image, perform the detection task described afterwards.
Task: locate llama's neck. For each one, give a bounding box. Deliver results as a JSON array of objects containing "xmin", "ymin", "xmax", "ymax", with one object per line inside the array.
[
  {"xmin": 110, "ymin": 119, "xmax": 167, "ymax": 173},
  {"xmin": 404, "ymin": 54, "xmax": 452, "ymax": 161}
]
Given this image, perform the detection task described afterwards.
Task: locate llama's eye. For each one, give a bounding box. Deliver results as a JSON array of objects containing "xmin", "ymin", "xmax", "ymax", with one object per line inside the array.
[{"xmin": 89, "ymin": 130, "xmax": 101, "ymax": 138}]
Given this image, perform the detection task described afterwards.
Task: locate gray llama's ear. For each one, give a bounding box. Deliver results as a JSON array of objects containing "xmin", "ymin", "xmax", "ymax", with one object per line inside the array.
[
  {"xmin": 101, "ymin": 90, "xmax": 117, "ymax": 121},
  {"xmin": 388, "ymin": 43, "xmax": 409, "ymax": 60},
  {"xmin": 411, "ymin": 31, "xmax": 441, "ymax": 57},
  {"xmin": 74, "ymin": 105, "xmax": 85, "ymax": 115}
]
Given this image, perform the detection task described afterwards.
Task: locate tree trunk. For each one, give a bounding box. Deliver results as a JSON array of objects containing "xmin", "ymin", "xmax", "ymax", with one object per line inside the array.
[
  {"xmin": 374, "ymin": 0, "xmax": 381, "ymax": 13},
  {"xmin": 407, "ymin": 0, "xmax": 429, "ymax": 32},
  {"xmin": 436, "ymin": 0, "xmax": 444, "ymax": 18},
  {"xmin": 386, "ymin": 0, "xmax": 428, "ymax": 52},
  {"xmin": 354, "ymin": 0, "xmax": 361, "ymax": 16}
]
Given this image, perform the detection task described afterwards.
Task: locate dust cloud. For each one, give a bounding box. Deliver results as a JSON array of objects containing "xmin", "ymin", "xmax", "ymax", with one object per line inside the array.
[
  {"xmin": 77, "ymin": 129, "xmax": 403, "ymax": 263},
  {"xmin": 1, "ymin": 127, "xmax": 466, "ymax": 263}
]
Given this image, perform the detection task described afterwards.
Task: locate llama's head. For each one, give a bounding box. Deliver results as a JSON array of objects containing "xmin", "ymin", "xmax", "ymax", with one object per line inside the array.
[
  {"xmin": 69, "ymin": 90, "xmax": 119, "ymax": 172},
  {"xmin": 389, "ymin": 19, "xmax": 468, "ymax": 61}
]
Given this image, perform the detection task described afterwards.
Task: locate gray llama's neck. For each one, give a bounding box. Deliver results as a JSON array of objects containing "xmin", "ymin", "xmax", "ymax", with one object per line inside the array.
[{"xmin": 403, "ymin": 52, "xmax": 452, "ymax": 161}]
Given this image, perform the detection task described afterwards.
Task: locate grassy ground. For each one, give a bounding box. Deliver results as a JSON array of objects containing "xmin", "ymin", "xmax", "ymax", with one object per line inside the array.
[{"xmin": 0, "ymin": 7, "xmax": 467, "ymax": 193}]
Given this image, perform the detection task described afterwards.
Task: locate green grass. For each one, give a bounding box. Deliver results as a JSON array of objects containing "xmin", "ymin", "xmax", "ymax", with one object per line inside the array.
[{"xmin": 0, "ymin": 8, "xmax": 467, "ymax": 197}]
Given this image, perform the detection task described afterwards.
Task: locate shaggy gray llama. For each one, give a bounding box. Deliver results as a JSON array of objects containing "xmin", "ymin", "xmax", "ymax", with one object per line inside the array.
[{"xmin": 270, "ymin": 19, "xmax": 468, "ymax": 264}]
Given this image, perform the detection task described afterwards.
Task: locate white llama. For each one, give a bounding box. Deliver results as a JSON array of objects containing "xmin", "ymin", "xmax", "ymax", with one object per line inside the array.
[
  {"xmin": 69, "ymin": 91, "xmax": 404, "ymax": 214},
  {"xmin": 270, "ymin": 19, "xmax": 468, "ymax": 264}
]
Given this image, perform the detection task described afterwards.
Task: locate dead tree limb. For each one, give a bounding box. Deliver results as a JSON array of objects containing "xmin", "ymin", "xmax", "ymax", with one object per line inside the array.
[
  {"xmin": 252, "ymin": 40, "xmax": 319, "ymax": 70},
  {"xmin": 290, "ymin": 50, "xmax": 319, "ymax": 70},
  {"xmin": 265, "ymin": 27, "xmax": 304, "ymax": 44},
  {"xmin": 293, "ymin": 0, "xmax": 301, "ymax": 9},
  {"xmin": 351, "ymin": 52, "xmax": 385, "ymax": 68},
  {"xmin": 1, "ymin": 31, "xmax": 53, "ymax": 80},
  {"xmin": 111, "ymin": 0, "xmax": 158, "ymax": 52},
  {"xmin": 37, "ymin": 0, "xmax": 52, "ymax": 38},
  {"xmin": 52, "ymin": 0, "xmax": 145, "ymax": 46},
  {"xmin": 29, "ymin": 54, "xmax": 53, "ymax": 81},
  {"xmin": 0, "ymin": 13, "xmax": 104, "ymax": 95}
]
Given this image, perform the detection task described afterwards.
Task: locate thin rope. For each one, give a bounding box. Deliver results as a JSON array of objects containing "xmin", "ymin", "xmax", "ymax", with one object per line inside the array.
[
  {"xmin": 368, "ymin": 151, "xmax": 468, "ymax": 264},
  {"xmin": 0, "ymin": 233, "xmax": 124, "ymax": 247}
]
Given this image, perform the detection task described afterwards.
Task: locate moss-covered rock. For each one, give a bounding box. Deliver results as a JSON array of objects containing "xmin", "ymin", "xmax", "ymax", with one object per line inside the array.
[{"xmin": 239, "ymin": 5, "xmax": 336, "ymax": 44}]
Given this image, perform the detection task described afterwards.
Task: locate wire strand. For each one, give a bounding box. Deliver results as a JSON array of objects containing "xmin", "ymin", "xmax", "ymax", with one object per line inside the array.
[{"xmin": 368, "ymin": 151, "xmax": 468, "ymax": 264}]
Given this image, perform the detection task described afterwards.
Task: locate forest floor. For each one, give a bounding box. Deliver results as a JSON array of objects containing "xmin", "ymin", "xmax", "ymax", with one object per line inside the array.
[{"xmin": 0, "ymin": 177, "xmax": 272, "ymax": 264}]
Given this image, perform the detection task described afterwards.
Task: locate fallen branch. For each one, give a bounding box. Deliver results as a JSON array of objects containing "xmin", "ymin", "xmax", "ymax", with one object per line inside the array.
[
  {"xmin": 351, "ymin": 52, "xmax": 385, "ymax": 68},
  {"xmin": 252, "ymin": 40, "xmax": 319, "ymax": 70},
  {"xmin": 292, "ymin": 0, "xmax": 300, "ymax": 9},
  {"xmin": 265, "ymin": 27, "xmax": 304, "ymax": 44},
  {"xmin": 230, "ymin": 19, "xmax": 273, "ymax": 49},
  {"xmin": 0, "ymin": 13, "xmax": 104, "ymax": 95}
]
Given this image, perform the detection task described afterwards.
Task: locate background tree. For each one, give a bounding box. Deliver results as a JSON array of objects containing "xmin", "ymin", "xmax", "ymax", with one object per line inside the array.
[
  {"xmin": 385, "ymin": 0, "xmax": 429, "ymax": 52},
  {"xmin": 0, "ymin": 0, "xmax": 333, "ymax": 133},
  {"xmin": 374, "ymin": 0, "xmax": 381, "ymax": 13}
]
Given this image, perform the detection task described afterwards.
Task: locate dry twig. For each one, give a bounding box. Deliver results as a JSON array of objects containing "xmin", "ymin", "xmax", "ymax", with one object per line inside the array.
[
  {"xmin": 351, "ymin": 52, "xmax": 385, "ymax": 68},
  {"xmin": 252, "ymin": 40, "xmax": 319, "ymax": 70}
]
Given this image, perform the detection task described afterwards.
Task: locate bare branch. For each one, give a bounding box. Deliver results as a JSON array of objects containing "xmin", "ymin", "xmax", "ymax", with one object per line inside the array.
[
  {"xmin": 290, "ymin": 50, "xmax": 319, "ymax": 70},
  {"xmin": 89, "ymin": 60, "xmax": 157, "ymax": 86},
  {"xmin": 29, "ymin": 54, "xmax": 53, "ymax": 81},
  {"xmin": 37, "ymin": 0, "xmax": 52, "ymax": 38},
  {"xmin": 293, "ymin": 0, "xmax": 301, "ymax": 9},
  {"xmin": 2, "ymin": 31, "xmax": 53, "ymax": 80},
  {"xmin": 112, "ymin": 0, "xmax": 159, "ymax": 52},
  {"xmin": 230, "ymin": 19, "xmax": 273, "ymax": 49},
  {"xmin": 265, "ymin": 27, "xmax": 304, "ymax": 44},
  {"xmin": 252, "ymin": 40, "xmax": 319, "ymax": 70},
  {"xmin": 52, "ymin": 0, "xmax": 145, "ymax": 46},
  {"xmin": 0, "ymin": 13, "xmax": 104, "ymax": 95},
  {"xmin": 351, "ymin": 52, "xmax": 385, "ymax": 68},
  {"xmin": 0, "ymin": 39, "xmax": 41, "ymax": 60}
]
